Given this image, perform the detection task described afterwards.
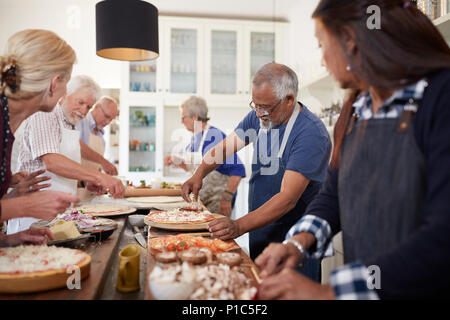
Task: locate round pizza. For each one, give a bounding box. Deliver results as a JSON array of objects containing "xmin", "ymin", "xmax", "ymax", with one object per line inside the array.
[
  {"xmin": 145, "ymin": 209, "xmax": 215, "ymax": 224},
  {"xmin": 0, "ymin": 245, "xmax": 91, "ymax": 293},
  {"xmin": 73, "ymin": 204, "xmax": 134, "ymax": 216}
]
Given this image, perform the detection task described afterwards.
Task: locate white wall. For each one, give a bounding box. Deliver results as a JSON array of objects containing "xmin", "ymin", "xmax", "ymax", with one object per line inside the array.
[{"xmin": 0, "ymin": 0, "xmax": 122, "ymax": 88}]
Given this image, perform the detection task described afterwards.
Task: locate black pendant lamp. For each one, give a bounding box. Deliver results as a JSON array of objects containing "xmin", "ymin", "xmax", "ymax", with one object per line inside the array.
[{"xmin": 96, "ymin": 0, "xmax": 159, "ymax": 61}]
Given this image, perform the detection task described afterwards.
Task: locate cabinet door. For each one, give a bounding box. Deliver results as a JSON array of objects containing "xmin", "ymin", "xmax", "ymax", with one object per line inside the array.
[
  {"xmin": 204, "ymin": 24, "xmax": 243, "ymax": 102},
  {"xmin": 162, "ymin": 20, "xmax": 204, "ymax": 103},
  {"xmin": 243, "ymin": 24, "xmax": 287, "ymax": 97},
  {"xmin": 119, "ymin": 98, "xmax": 164, "ymax": 181}
]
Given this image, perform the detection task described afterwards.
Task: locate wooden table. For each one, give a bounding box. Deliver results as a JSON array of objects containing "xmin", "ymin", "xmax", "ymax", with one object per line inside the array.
[
  {"xmin": 0, "ymin": 214, "xmax": 144, "ymax": 300},
  {"xmin": 0, "ymin": 209, "xmax": 260, "ymax": 300}
]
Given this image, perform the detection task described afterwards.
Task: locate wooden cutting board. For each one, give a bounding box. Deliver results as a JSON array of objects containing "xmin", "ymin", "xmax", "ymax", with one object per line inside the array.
[{"xmin": 125, "ymin": 188, "xmax": 181, "ymax": 197}]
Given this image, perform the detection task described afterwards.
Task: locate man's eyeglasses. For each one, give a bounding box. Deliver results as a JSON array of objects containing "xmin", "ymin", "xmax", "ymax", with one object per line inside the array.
[
  {"xmin": 249, "ymin": 98, "xmax": 283, "ymax": 116},
  {"xmin": 99, "ymin": 105, "xmax": 114, "ymax": 121}
]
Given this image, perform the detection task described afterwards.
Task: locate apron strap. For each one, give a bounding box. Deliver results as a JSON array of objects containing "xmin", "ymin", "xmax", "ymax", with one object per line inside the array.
[{"xmin": 277, "ymin": 103, "xmax": 301, "ymax": 158}]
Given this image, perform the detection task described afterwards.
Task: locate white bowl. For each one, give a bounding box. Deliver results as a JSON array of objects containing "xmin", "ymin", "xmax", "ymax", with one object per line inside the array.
[
  {"xmin": 128, "ymin": 214, "xmax": 145, "ymax": 227},
  {"xmin": 149, "ymin": 279, "xmax": 199, "ymax": 300}
]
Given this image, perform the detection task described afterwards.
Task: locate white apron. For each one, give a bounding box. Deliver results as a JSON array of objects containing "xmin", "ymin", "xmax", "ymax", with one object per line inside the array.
[
  {"xmin": 183, "ymin": 125, "xmax": 210, "ymax": 173},
  {"xmin": 183, "ymin": 125, "xmax": 230, "ymax": 213},
  {"xmin": 78, "ymin": 132, "xmax": 105, "ymax": 201},
  {"xmin": 7, "ymin": 126, "xmax": 81, "ymax": 234},
  {"xmin": 80, "ymin": 131, "xmax": 105, "ymax": 171}
]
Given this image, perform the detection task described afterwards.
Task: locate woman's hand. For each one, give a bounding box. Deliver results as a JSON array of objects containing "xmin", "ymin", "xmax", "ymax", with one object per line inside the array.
[
  {"xmin": 0, "ymin": 228, "xmax": 54, "ymax": 248},
  {"xmin": 257, "ymin": 268, "xmax": 335, "ymax": 300},
  {"xmin": 8, "ymin": 169, "xmax": 51, "ymax": 197}
]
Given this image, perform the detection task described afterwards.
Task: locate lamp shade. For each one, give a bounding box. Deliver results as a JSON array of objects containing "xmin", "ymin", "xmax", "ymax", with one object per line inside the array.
[{"xmin": 96, "ymin": 0, "xmax": 159, "ymax": 61}]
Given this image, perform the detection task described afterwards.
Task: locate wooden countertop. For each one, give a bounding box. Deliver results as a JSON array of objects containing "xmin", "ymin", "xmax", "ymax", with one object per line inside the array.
[{"xmin": 0, "ymin": 208, "xmax": 260, "ymax": 300}]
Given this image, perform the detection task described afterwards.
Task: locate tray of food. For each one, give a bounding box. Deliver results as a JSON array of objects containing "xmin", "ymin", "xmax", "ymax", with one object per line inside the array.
[
  {"xmin": 148, "ymin": 234, "xmax": 239, "ymax": 255},
  {"xmin": 31, "ymin": 209, "xmax": 119, "ymax": 247},
  {"xmin": 148, "ymin": 247, "xmax": 257, "ymax": 300}
]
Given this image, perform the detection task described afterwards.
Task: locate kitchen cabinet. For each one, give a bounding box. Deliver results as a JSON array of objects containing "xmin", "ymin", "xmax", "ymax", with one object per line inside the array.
[
  {"xmin": 120, "ymin": 16, "xmax": 289, "ymax": 180},
  {"xmin": 118, "ymin": 96, "xmax": 164, "ymax": 180}
]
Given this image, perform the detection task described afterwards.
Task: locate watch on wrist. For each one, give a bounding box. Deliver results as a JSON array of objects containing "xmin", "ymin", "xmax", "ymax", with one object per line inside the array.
[{"xmin": 283, "ymin": 238, "xmax": 306, "ymax": 262}]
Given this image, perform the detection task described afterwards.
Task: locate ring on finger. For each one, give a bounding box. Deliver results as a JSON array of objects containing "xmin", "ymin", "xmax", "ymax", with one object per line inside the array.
[{"xmin": 28, "ymin": 185, "xmax": 33, "ymax": 192}]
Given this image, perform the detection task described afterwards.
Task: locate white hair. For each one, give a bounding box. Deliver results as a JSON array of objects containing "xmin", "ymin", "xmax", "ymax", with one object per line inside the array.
[
  {"xmin": 252, "ymin": 63, "xmax": 299, "ymax": 100},
  {"xmin": 66, "ymin": 74, "xmax": 101, "ymax": 101},
  {"xmin": 181, "ymin": 96, "xmax": 210, "ymax": 122}
]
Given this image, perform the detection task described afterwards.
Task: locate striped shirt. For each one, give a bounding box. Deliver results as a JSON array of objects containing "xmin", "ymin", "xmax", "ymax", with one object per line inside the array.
[{"xmin": 18, "ymin": 104, "xmax": 73, "ymax": 173}]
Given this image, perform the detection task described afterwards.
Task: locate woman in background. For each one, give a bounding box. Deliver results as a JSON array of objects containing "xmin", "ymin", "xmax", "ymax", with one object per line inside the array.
[{"xmin": 164, "ymin": 96, "xmax": 246, "ymax": 215}]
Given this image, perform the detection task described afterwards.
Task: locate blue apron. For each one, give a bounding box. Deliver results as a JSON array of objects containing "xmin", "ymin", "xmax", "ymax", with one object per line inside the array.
[{"xmin": 248, "ymin": 104, "xmax": 321, "ymax": 260}]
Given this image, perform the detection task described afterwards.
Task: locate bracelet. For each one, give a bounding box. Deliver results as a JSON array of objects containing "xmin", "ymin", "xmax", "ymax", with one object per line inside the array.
[
  {"xmin": 223, "ymin": 190, "xmax": 235, "ymax": 197},
  {"xmin": 222, "ymin": 194, "xmax": 233, "ymax": 201},
  {"xmin": 283, "ymin": 238, "xmax": 306, "ymax": 262}
]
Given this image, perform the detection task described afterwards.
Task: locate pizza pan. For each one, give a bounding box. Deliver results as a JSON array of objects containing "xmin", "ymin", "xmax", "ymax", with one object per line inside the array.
[{"xmin": 47, "ymin": 234, "xmax": 91, "ymax": 249}]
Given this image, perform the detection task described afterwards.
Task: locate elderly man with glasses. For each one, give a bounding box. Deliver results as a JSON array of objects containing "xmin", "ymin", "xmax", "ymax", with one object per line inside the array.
[
  {"xmin": 76, "ymin": 96, "xmax": 119, "ymax": 175},
  {"xmin": 182, "ymin": 63, "xmax": 332, "ymax": 281}
]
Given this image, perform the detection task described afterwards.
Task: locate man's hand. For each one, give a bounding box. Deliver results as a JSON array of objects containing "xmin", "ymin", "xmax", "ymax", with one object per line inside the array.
[
  {"xmin": 0, "ymin": 228, "xmax": 54, "ymax": 247},
  {"xmin": 9, "ymin": 169, "xmax": 51, "ymax": 196},
  {"xmin": 181, "ymin": 174, "xmax": 203, "ymax": 203},
  {"xmin": 257, "ymin": 268, "xmax": 335, "ymax": 300},
  {"xmin": 97, "ymin": 174, "xmax": 125, "ymax": 199},
  {"xmin": 99, "ymin": 158, "xmax": 118, "ymax": 175},
  {"xmin": 255, "ymin": 242, "xmax": 304, "ymax": 279},
  {"xmin": 208, "ymin": 217, "xmax": 241, "ymax": 240},
  {"xmin": 86, "ymin": 182, "xmax": 105, "ymax": 195},
  {"xmin": 220, "ymin": 198, "xmax": 232, "ymax": 217}
]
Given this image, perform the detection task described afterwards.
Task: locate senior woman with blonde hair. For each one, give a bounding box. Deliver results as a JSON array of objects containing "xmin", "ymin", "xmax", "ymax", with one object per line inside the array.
[
  {"xmin": 165, "ymin": 96, "xmax": 246, "ymax": 215},
  {"xmin": 0, "ymin": 29, "xmax": 79, "ymax": 246}
]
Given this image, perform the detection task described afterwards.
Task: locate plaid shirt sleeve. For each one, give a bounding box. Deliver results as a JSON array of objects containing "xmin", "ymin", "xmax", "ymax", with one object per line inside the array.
[
  {"xmin": 285, "ymin": 214, "xmax": 334, "ymax": 259},
  {"xmin": 27, "ymin": 111, "xmax": 61, "ymax": 160},
  {"xmin": 330, "ymin": 262, "xmax": 379, "ymax": 300}
]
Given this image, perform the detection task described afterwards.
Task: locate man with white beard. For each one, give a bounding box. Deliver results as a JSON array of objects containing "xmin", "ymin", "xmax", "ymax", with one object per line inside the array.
[
  {"xmin": 182, "ymin": 63, "xmax": 331, "ymax": 282},
  {"xmin": 8, "ymin": 75, "xmax": 125, "ymax": 233}
]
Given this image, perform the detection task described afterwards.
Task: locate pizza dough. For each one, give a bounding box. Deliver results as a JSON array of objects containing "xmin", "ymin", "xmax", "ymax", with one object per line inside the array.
[
  {"xmin": 126, "ymin": 196, "xmax": 185, "ymax": 204},
  {"xmin": 72, "ymin": 204, "xmax": 134, "ymax": 216}
]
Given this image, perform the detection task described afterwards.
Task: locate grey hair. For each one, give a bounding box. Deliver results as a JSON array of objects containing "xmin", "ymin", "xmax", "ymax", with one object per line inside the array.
[
  {"xmin": 181, "ymin": 96, "xmax": 210, "ymax": 122},
  {"xmin": 98, "ymin": 95, "xmax": 118, "ymax": 106},
  {"xmin": 252, "ymin": 63, "xmax": 299, "ymax": 100},
  {"xmin": 66, "ymin": 74, "xmax": 101, "ymax": 101}
]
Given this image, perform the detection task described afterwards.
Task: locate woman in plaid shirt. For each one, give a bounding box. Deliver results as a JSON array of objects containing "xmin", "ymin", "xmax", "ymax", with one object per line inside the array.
[{"xmin": 256, "ymin": 0, "xmax": 450, "ymax": 299}]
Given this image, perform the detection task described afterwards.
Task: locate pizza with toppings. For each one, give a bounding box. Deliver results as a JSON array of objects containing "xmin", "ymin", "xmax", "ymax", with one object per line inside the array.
[
  {"xmin": 145, "ymin": 209, "xmax": 215, "ymax": 224},
  {"xmin": 148, "ymin": 234, "xmax": 239, "ymax": 254},
  {"xmin": 0, "ymin": 245, "xmax": 91, "ymax": 293}
]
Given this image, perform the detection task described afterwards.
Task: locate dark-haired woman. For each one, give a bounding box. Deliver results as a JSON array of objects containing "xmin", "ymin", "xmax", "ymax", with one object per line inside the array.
[{"xmin": 255, "ymin": 0, "xmax": 450, "ymax": 299}]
